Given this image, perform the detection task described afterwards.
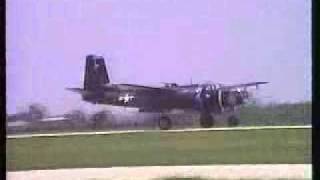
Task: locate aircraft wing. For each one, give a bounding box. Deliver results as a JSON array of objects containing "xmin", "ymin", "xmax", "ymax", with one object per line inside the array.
[
  {"xmin": 217, "ymin": 82, "xmax": 268, "ymax": 90},
  {"xmin": 66, "ymin": 84, "xmax": 175, "ymax": 93},
  {"xmin": 117, "ymin": 84, "xmax": 175, "ymax": 92}
]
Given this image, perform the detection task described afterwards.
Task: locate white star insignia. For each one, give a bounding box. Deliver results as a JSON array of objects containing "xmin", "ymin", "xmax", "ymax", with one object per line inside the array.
[{"xmin": 118, "ymin": 93, "xmax": 135, "ymax": 104}]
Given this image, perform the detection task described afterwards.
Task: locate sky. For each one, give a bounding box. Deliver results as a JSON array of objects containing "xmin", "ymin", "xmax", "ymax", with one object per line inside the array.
[{"xmin": 6, "ymin": 0, "xmax": 311, "ymax": 115}]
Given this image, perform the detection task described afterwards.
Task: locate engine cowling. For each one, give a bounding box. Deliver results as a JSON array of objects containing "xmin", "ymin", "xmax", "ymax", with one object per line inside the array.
[
  {"xmin": 223, "ymin": 91, "xmax": 241, "ymax": 106},
  {"xmin": 194, "ymin": 84, "xmax": 249, "ymax": 113},
  {"xmin": 193, "ymin": 84, "xmax": 221, "ymax": 113}
]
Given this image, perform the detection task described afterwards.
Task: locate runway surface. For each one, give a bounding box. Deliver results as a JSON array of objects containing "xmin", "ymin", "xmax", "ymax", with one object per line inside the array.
[
  {"xmin": 7, "ymin": 125, "xmax": 311, "ymax": 139},
  {"xmin": 7, "ymin": 164, "xmax": 312, "ymax": 180}
]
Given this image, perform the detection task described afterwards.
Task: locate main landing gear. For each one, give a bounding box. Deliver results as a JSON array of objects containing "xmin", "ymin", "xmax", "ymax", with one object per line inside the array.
[
  {"xmin": 158, "ymin": 115, "xmax": 172, "ymax": 130},
  {"xmin": 157, "ymin": 113, "xmax": 240, "ymax": 130},
  {"xmin": 199, "ymin": 113, "xmax": 240, "ymax": 128},
  {"xmin": 227, "ymin": 115, "xmax": 240, "ymax": 127},
  {"xmin": 200, "ymin": 112, "xmax": 214, "ymax": 128}
]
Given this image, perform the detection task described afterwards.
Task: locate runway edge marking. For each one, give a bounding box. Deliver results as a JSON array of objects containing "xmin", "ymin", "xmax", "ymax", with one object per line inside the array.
[{"xmin": 6, "ymin": 125, "xmax": 311, "ymax": 139}]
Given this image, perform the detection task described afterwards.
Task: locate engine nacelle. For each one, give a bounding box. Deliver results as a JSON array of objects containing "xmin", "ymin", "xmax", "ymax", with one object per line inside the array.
[
  {"xmin": 193, "ymin": 84, "xmax": 248, "ymax": 113},
  {"xmin": 193, "ymin": 84, "xmax": 223, "ymax": 113},
  {"xmin": 222, "ymin": 91, "xmax": 244, "ymax": 106}
]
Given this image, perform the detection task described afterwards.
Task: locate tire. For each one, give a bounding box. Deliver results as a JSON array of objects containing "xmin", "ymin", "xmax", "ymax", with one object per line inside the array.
[
  {"xmin": 227, "ymin": 116, "xmax": 239, "ymax": 127},
  {"xmin": 200, "ymin": 113, "xmax": 214, "ymax": 128},
  {"xmin": 158, "ymin": 116, "xmax": 172, "ymax": 130},
  {"xmin": 91, "ymin": 111, "xmax": 109, "ymax": 129}
]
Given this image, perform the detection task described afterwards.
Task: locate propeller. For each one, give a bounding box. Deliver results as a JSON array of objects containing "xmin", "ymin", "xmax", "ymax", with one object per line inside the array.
[
  {"xmin": 223, "ymin": 89, "xmax": 252, "ymax": 107},
  {"xmin": 225, "ymin": 91, "xmax": 238, "ymax": 106},
  {"xmin": 194, "ymin": 84, "xmax": 216, "ymax": 112}
]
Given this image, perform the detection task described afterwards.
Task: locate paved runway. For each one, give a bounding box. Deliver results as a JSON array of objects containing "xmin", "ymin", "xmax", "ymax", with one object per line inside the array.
[
  {"xmin": 7, "ymin": 125, "xmax": 311, "ymax": 139},
  {"xmin": 7, "ymin": 164, "xmax": 312, "ymax": 180}
]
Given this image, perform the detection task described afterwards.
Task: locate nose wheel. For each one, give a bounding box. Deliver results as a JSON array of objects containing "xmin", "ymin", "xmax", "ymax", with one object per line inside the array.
[
  {"xmin": 200, "ymin": 112, "xmax": 214, "ymax": 128},
  {"xmin": 158, "ymin": 116, "xmax": 172, "ymax": 130}
]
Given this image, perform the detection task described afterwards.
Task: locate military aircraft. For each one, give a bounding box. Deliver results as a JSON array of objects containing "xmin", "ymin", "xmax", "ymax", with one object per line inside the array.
[{"xmin": 67, "ymin": 55, "xmax": 268, "ymax": 130}]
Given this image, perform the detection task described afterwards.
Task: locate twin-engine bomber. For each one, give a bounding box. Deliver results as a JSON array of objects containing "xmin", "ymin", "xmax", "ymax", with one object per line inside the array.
[{"xmin": 67, "ymin": 55, "xmax": 268, "ymax": 130}]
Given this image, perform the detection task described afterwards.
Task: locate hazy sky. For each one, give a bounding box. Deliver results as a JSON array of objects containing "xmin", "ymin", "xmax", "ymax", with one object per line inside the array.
[{"xmin": 7, "ymin": 0, "xmax": 311, "ymax": 114}]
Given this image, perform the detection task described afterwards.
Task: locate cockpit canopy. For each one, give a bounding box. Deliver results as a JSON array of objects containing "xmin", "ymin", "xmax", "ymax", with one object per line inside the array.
[
  {"xmin": 201, "ymin": 83, "xmax": 224, "ymax": 90},
  {"xmin": 164, "ymin": 83, "xmax": 178, "ymax": 88}
]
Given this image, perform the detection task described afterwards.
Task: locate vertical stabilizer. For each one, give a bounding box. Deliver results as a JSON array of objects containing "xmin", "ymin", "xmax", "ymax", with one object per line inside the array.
[{"xmin": 84, "ymin": 55, "xmax": 110, "ymax": 91}]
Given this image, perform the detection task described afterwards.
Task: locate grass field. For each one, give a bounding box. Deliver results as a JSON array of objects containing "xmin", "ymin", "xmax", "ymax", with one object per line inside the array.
[
  {"xmin": 7, "ymin": 128, "xmax": 311, "ymax": 171},
  {"xmin": 238, "ymin": 102, "xmax": 311, "ymax": 126}
]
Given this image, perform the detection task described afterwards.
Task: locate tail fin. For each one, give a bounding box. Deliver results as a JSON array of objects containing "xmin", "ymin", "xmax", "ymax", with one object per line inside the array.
[{"xmin": 84, "ymin": 55, "xmax": 110, "ymax": 91}]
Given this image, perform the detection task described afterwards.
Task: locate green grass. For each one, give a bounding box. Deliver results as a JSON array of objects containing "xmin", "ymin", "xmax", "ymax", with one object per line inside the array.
[
  {"xmin": 238, "ymin": 102, "xmax": 311, "ymax": 126},
  {"xmin": 7, "ymin": 128, "xmax": 311, "ymax": 171}
]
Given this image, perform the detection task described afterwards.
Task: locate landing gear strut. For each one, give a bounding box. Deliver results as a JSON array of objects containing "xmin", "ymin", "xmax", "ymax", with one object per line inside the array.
[
  {"xmin": 200, "ymin": 113, "xmax": 214, "ymax": 128},
  {"xmin": 158, "ymin": 116, "xmax": 172, "ymax": 130},
  {"xmin": 227, "ymin": 115, "xmax": 240, "ymax": 127}
]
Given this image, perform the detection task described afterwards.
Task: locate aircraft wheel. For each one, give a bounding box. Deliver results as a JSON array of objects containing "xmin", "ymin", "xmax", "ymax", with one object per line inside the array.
[
  {"xmin": 200, "ymin": 113, "xmax": 214, "ymax": 128},
  {"xmin": 91, "ymin": 111, "xmax": 109, "ymax": 129},
  {"xmin": 227, "ymin": 116, "xmax": 239, "ymax": 127},
  {"xmin": 158, "ymin": 116, "xmax": 172, "ymax": 130}
]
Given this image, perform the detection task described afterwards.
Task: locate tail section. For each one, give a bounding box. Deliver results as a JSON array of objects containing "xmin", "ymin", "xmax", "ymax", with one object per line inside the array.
[{"xmin": 84, "ymin": 55, "xmax": 110, "ymax": 91}]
